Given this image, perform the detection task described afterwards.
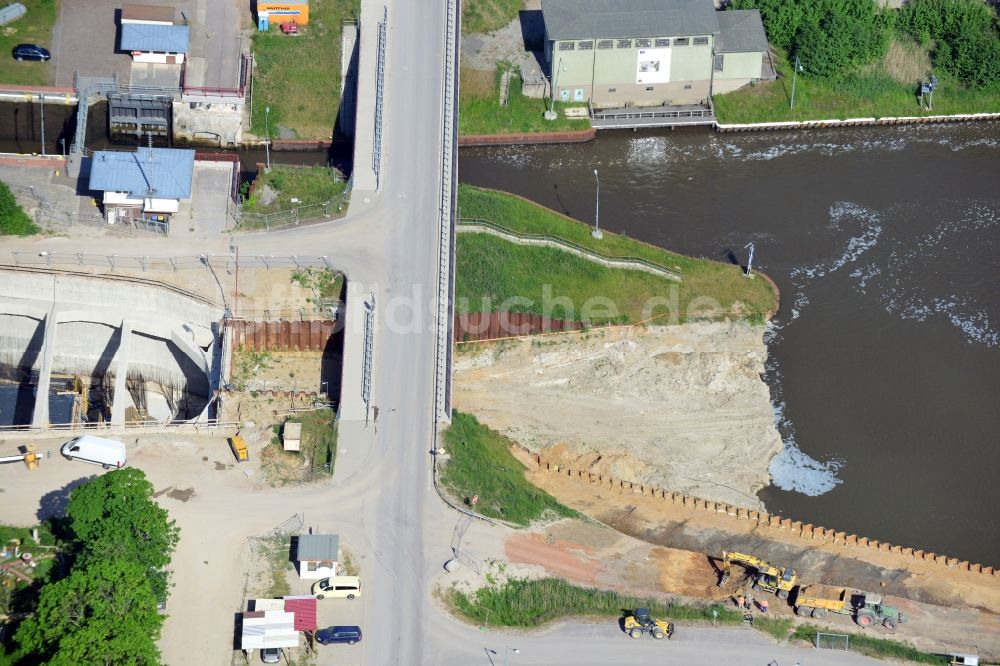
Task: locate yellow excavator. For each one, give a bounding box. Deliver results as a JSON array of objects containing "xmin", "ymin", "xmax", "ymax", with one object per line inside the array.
[{"xmin": 717, "ymin": 550, "xmax": 799, "ymax": 599}]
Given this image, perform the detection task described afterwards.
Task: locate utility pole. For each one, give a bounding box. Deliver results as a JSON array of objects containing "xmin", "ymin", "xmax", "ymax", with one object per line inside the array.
[
  {"xmin": 544, "ymin": 58, "xmax": 563, "ymax": 121},
  {"xmin": 264, "ymin": 106, "xmax": 272, "ymax": 172},
  {"xmin": 790, "ymin": 55, "xmax": 803, "ymax": 111},
  {"xmin": 591, "ymin": 168, "xmax": 602, "ymax": 239}
]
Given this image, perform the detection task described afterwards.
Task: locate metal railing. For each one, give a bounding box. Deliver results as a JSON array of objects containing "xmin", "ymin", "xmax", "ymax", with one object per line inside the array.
[
  {"xmin": 0, "ymin": 419, "xmax": 240, "ymax": 436},
  {"xmin": 234, "ymin": 182, "xmax": 352, "ymax": 232},
  {"xmin": 361, "ymin": 293, "xmax": 375, "ymax": 416},
  {"xmin": 5, "ymin": 252, "xmax": 341, "ymax": 275},
  {"xmin": 457, "ymin": 218, "xmax": 682, "ymax": 280},
  {"xmin": 373, "ymin": 6, "xmax": 388, "ymax": 189}
]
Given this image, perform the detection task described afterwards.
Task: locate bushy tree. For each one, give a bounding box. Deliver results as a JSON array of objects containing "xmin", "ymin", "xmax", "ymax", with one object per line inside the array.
[
  {"xmin": 900, "ymin": 0, "xmax": 1000, "ymax": 88},
  {"xmin": 0, "ymin": 180, "xmax": 38, "ymax": 236}
]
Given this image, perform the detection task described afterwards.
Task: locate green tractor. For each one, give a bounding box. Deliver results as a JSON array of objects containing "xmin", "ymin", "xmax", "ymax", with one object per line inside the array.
[{"xmin": 855, "ymin": 593, "xmax": 906, "ymax": 630}]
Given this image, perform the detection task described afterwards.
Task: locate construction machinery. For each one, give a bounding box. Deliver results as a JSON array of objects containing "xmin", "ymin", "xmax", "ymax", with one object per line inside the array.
[
  {"xmin": 717, "ymin": 550, "xmax": 798, "ymax": 599},
  {"xmin": 623, "ymin": 608, "xmax": 674, "ymax": 640},
  {"xmin": 792, "ymin": 585, "xmax": 906, "ymax": 630}
]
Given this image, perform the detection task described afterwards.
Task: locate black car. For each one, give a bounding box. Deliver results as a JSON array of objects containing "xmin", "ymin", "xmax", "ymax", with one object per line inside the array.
[
  {"xmin": 315, "ymin": 625, "xmax": 362, "ymax": 645},
  {"xmin": 12, "ymin": 44, "xmax": 51, "ymax": 62}
]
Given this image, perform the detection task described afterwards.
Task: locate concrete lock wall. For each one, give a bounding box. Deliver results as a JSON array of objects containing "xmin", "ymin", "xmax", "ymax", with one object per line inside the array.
[
  {"xmin": 528, "ymin": 448, "xmax": 998, "ymax": 578},
  {"xmin": 173, "ymin": 100, "xmax": 244, "ymax": 148}
]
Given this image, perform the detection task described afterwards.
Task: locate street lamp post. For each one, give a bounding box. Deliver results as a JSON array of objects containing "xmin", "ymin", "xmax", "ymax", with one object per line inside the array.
[
  {"xmin": 544, "ymin": 58, "xmax": 563, "ymax": 121},
  {"xmin": 504, "ymin": 647, "xmax": 520, "ymax": 666},
  {"xmin": 591, "ymin": 168, "xmax": 602, "ymax": 239},
  {"xmin": 744, "ymin": 241, "xmax": 756, "ymax": 277},
  {"xmin": 264, "ymin": 106, "xmax": 272, "ymax": 172},
  {"xmin": 790, "ymin": 55, "xmax": 803, "ymax": 111}
]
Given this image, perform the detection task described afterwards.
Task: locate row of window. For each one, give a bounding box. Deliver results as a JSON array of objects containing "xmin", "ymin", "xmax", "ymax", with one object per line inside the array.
[{"xmin": 559, "ymin": 36, "xmax": 709, "ymax": 51}]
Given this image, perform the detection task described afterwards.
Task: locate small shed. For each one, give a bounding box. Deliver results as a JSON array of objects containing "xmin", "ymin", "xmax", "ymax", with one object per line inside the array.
[
  {"xmin": 120, "ymin": 4, "xmax": 175, "ymax": 25},
  {"xmin": 120, "ymin": 23, "xmax": 189, "ymax": 63},
  {"xmin": 294, "ymin": 534, "xmax": 338, "ymax": 580},
  {"xmin": 282, "ymin": 422, "xmax": 301, "ymax": 452}
]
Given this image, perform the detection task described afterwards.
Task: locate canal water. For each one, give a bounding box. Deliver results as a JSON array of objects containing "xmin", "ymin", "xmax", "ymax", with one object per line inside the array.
[{"xmin": 458, "ymin": 123, "xmax": 1000, "ymax": 565}]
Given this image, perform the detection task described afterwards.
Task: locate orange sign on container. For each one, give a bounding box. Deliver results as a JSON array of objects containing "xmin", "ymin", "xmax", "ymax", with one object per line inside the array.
[{"xmin": 256, "ymin": 1, "xmax": 310, "ymax": 25}]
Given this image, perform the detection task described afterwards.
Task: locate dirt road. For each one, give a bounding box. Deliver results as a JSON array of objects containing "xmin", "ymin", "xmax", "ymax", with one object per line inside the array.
[{"xmin": 454, "ymin": 323, "xmax": 782, "ymax": 509}]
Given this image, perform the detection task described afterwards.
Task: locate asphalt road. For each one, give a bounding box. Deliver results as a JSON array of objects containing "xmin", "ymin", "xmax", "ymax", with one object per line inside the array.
[{"xmin": 0, "ymin": 0, "xmax": 899, "ymax": 663}]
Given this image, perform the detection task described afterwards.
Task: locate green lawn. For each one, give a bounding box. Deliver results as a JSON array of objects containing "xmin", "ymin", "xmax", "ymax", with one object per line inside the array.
[
  {"xmin": 441, "ymin": 412, "xmax": 575, "ymax": 526},
  {"xmin": 250, "ymin": 0, "xmax": 359, "ymax": 139},
  {"xmin": 461, "ymin": 0, "xmax": 521, "ymax": 35},
  {"xmin": 243, "ymin": 165, "xmax": 348, "ymax": 215},
  {"xmin": 457, "ymin": 185, "xmax": 777, "ymax": 323},
  {"xmin": 791, "ymin": 624, "xmax": 949, "ymax": 664},
  {"xmin": 450, "ymin": 577, "xmax": 742, "ymax": 627},
  {"xmin": 0, "ymin": 0, "xmax": 57, "ymax": 87},
  {"xmin": 714, "ymin": 44, "xmax": 1000, "ymax": 124},
  {"xmin": 284, "ymin": 408, "xmax": 338, "ymax": 470},
  {"xmin": 460, "ymin": 65, "xmax": 591, "ymax": 136}
]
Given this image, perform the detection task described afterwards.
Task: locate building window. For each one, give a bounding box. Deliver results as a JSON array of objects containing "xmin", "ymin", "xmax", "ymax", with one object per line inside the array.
[
  {"xmin": 714, "ymin": 54, "xmax": 725, "ymax": 71},
  {"xmin": 684, "ymin": 84, "xmax": 692, "ymax": 89},
  {"xmin": 673, "ymin": 37, "xmax": 689, "ymax": 47},
  {"xmin": 645, "ymin": 86, "xmax": 654, "ymax": 91},
  {"xmin": 559, "ymin": 41, "xmax": 575, "ymax": 51},
  {"xmin": 608, "ymin": 87, "xmax": 617, "ymax": 92},
  {"xmin": 616, "ymin": 39, "xmax": 632, "ymax": 48},
  {"xmin": 579, "ymin": 40, "xmax": 594, "ymax": 50},
  {"xmin": 693, "ymin": 36, "xmax": 709, "ymax": 45},
  {"xmin": 654, "ymin": 38, "xmax": 670, "ymax": 47},
  {"xmin": 597, "ymin": 39, "xmax": 613, "ymax": 49},
  {"xmin": 635, "ymin": 38, "xmax": 652, "ymax": 48}
]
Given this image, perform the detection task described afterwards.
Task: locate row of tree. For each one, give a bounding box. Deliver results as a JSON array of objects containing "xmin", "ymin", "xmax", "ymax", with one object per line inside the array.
[
  {"xmin": 15, "ymin": 469, "xmax": 179, "ymax": 665},
  {"xmin": 731, "ymin": 0, "xmax": 1000, "ymax": 88}
]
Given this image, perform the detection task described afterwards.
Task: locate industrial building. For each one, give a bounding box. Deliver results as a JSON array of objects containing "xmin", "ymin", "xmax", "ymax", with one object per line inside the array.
[
  {"xmin": 541, "ymin": 0, "xmax": 771, "ymax": 110},
  {"xmin": 120, "ymin": 22, "xmax": 190, "ymax": 64},
  {"xmin": 88, "ymin": 147, "xmax": 195, "ymax": 226}
]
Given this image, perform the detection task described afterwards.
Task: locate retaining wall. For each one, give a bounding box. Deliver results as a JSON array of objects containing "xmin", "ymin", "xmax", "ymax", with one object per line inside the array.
[
  {"xmin": 527, "ymin": 450, "xmax": 998, "ymax": 577},
  {"xmin": 232, "ymin": 319, "xmax": 338, "ymax": 352},
  {"xmin": 716, "ymin": 112, "xmax": 1000, "ymax": 133},
  {"xmin": 454, "ymin": 311, "xmax": 585, "ymax": 342},
  {"xmin": 458, "ymin": 128, "xmax": 596, "ymax": 147}
]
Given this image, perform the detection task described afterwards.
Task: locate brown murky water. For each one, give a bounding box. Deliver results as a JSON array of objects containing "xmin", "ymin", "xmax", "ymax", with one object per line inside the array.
[{"xmin": 459, "ymin": 123, "xmax": 1000, "ymax": 565}]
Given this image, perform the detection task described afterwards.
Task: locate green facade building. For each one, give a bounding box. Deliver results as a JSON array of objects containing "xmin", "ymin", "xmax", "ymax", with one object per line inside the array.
[{"xmin": 542, "ymin": 0, "xmax": 771, "ymax": 108}]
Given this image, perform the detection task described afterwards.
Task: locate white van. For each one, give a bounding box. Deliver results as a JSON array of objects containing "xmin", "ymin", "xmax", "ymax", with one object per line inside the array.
[
  {"xmin": 60, "ymin": 435, "xmax": 127, "ymax": 469},
  {"xmin": 311, "ymin": 576, "xmax": 362, "ymax": 600}
]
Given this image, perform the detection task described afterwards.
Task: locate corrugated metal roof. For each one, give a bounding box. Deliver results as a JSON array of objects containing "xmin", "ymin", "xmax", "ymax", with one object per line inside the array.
[
  {"xmin": 716, "ymin": 10, "xmax": 768, "ymax": 53},
  {"xmin": 283, "ymin": 596, "xmax": 318, "ymax": 631},
  {"xmin": 120, "ymin": 23, "xmax": 189, "ymax": 53},
  {"xmin": 542, "ymin": 0, "xmax": 719, "ymax": 40},
  {"xmin": 296, "ymin": 534, "xmax": 339, "ymax": 561},
  {"xmin": 88, "ymin": 148, "xmax": 195, "ymax": 200}
]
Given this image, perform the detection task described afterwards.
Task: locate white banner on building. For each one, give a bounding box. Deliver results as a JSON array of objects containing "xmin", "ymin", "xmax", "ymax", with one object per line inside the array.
[{"xmin": 636, "ymin": 48, "xmax": 671, "ymax": 84}]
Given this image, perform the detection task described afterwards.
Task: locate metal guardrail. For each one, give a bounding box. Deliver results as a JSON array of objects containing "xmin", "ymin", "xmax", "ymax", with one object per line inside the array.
[
  {"xmin": 6, "ymin": 252, "xmax": 340, "ymax": 273},
  {"xmin": 235, "ymin": 182, "xmax": 352, "ymax": 232},
  {"xmin": 372, "ymin": 6, "xmax": 388, "ymax": 189},
  {"xmin": 457, "ymin": 218, "xmax": 683, "ymax": 281},
  {"xmin": 361, "ymin": 293, "xmax": 375, "ymax": 417},
  {"xmin": 0, "ymin": 419, "xmax": 240, "ymax": 435}
]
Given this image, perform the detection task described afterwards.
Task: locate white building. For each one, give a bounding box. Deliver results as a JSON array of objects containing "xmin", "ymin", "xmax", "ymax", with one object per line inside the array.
[
  {"xmin": 88, "ymin": 147, "xmax": 195, "ymax": 225},
  {"xmin": 294, "ymin": 534, "xmax": 339, "ymax": 580},
  {"xmin": 120, "ymin": 23, "xmax": 189, "ymax": 64}
]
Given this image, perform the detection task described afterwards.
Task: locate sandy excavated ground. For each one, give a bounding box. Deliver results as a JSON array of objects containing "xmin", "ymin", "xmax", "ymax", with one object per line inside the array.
[{"xmin": 454, "ymin": 323, "xmax": 782, "ymax": 510}]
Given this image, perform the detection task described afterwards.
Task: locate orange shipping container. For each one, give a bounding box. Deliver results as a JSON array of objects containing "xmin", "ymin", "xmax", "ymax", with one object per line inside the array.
[{"xmin": 257, "ymin": 1, "xmax": 309, "ymax": 25}]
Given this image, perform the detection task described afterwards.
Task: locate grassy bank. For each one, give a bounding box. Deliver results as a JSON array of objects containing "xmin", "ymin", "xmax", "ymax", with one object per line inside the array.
[
  {"xmin": 441, "ymin": 412, "xmax": 574, "ymax": 526},
  {"xmin": 791, "ymin": 625, "xmax": 949, "ymax": 664},
  {"xmin": 0, "ymin": 181, "xmax": 39, "ymax": 236},
  {"xmin": 250, "ymin": 0, "xmax": 359, "ymax": 139},
  {"xmin": 0, "ymin": 0, "xmax": 57, "ymax": 86},
  {"xmin": 462, "ymin": 0, "xmax": 520, "ymax": 35},
  {"xmin": 714, "ymin": 42, "xmax": 1000, "ymax": 124},
  {"xmin": 450, "ymin": 577, "xmax": 742, "ymax": 627},
  {"xmin": 242, "ymin": 165, "xmax": 348, "ymax": 215},
  {"xmin": 460, "ymin": 65, "xmax": 591, "ymax": 136},
  {"xmin": 457, "ymin": 185, "xmax": 777, "ymax": 323},
  {"xmin": 261, "ymin": 408, "xmax": 338, "ymax": 484}
]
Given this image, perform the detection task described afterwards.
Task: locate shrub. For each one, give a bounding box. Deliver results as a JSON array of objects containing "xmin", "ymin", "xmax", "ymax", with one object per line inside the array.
[{"xmin": 0, "ymin": 180, "xmax": 38, "ymax": 236}]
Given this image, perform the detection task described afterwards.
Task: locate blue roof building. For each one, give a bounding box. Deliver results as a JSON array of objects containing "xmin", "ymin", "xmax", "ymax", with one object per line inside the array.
[
  {"xmin": 120, "ymin": 24, "xmax": 189, "ymax": 61},
  {"xmin": 89, "ymin": 148, "xmax": 196, "ymax": 220}
]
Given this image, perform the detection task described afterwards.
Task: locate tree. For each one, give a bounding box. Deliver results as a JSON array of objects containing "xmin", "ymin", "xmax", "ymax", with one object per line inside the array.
[
  {"xmin": 899, "ymin": 0, "xmax": 1000, "ymax": 88},
  {"xmin": 15, "ymin": 558, "xmax": 164, "ymax": 665},
  {"xmin": 0, "ymin": 180, "xmax": 38, "ymax": 236},
  {"xmin": 64, "ymin": 468, "xmax": 179, "ymax": 599}
]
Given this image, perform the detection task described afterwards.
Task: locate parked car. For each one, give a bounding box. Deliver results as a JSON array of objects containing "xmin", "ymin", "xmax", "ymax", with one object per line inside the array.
[
  {"xmin": 311, "ymin": 575, "xmax": 361, "ymax": 600},
  {"xmin": 279, "ymin": 22, "xmax": 298, "ymax": 35},
  {"xmin": 315, "ymin": 626, "xmax": 362, "ymax": 646},
  {"xmin": 260, "ymin": 647, "xmax": 281, "ymax": 663},
  {"xmin": 12, "ymin": 44, "xmax": 50, "ymax": 62},
  {"xmin": 60, "ymin": 435, "xmax": 127, "ymax": 469}
]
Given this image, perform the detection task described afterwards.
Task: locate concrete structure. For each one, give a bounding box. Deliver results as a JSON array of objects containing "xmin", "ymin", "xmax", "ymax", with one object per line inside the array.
[
  {"xmin": 294, "ymin": 534, "xmax": 338, "ymax": 580},
  {"xmin": 256, "ymin": 0, "xmax": 310, "ymax": 26},
  {"xmin": 172, "ymin": 98, "xmax": 243, "ymax": 147},
  {"xmin": 541, "ymin": 0, "xmax": 770, "ymax": 108},
  {"xmin": 120, "ymin": 23, "xmax": 189, "ymax": 64},
  {"xmin": 120, "ymin": 4, "xmax": 175, "ymax": 26},
  {"xmin": 88, "ymin": 147, "xmax": 195, "ymax": 225},
  {"xmin": 282, "ymin": 421, "xmax": 301, "ymax": 451}
]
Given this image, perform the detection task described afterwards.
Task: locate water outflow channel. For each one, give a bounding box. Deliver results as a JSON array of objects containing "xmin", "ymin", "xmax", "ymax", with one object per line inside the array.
[{"xmin": 459, "ymin": 123, "xmax": 1000, "ymax": 566}]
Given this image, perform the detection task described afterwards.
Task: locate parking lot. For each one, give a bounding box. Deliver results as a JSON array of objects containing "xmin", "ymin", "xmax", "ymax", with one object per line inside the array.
[{"xmin": 0, "ymin": 429, "xmax": 367, "ymax": 665}]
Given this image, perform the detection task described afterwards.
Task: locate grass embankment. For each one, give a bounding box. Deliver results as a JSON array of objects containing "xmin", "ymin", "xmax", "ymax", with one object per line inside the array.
[
  {"xmin": 261, "ymin": 408, "xmax": 338, "ymax": 484},
  {"xmin": 0, "ymin": 0, "xmax": 57, "ymax": 87},
  {"xmin": 242, "ymin": 165, "xmax": 348, "ymax": 215},
  {"xmin": 714, "ymin": 41, "xmax": 1000, "ymax": 123},
  {"xmin": 441, "ymin": 412, "xmax": 574, "ymax": 526},
  {"xmin": 460, "ymin": 65, "xmax": 591, "ymax": 135},
  {"xmin": 450, "ymin": 577, "xmax": 742, "ymax": 627},
  {"xmin": 456, "ymin": 185, "xmax": 777, "ymax": 323},
  {"xmin": 0, "ymin": 180, "xmax": 39, "ymax": 236},
  {"xmin": 250, "ymin": 0, "xmax": 359, "ymax": 138},
  {"xmin": 791, "ymin": 625, "xmax": 949, "ymax": 664},
  {"xmin": 461, "ymin": 0, "xmax": 520, "ymax": 35}
]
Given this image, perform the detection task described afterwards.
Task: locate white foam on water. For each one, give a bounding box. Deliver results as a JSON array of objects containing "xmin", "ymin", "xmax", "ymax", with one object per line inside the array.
[{"xmin": 768, "ymin": 437, "xmax": 844, "ymax": 496}]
